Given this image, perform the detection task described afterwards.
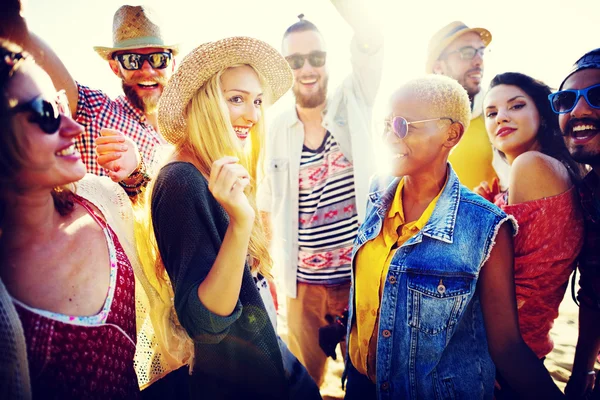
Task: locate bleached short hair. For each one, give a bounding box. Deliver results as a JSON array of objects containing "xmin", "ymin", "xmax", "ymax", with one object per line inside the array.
[{"xmin": 394, "ymin": 75, "xmax": 472, "ymax": 132}]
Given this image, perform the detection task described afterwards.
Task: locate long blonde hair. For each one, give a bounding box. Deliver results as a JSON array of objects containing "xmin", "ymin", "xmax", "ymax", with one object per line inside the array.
[{"xmin": 136, "ymin": 64, "xmax": 273, "ymax": 284}]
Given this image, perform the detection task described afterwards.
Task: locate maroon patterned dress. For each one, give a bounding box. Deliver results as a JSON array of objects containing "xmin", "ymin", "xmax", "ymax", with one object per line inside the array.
[{"xmin": 12, "ymin": 196, "xmax": 139, "ymax": 399}]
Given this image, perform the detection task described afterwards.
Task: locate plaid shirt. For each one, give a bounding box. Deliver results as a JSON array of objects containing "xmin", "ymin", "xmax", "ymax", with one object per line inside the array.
[
  {"xmin": 577, "ymin": 171, "xmax": 600, "ymax": 310},
  {"xmin": 75, "ymin": 83, "xmax": 165, "ymax": 176}
]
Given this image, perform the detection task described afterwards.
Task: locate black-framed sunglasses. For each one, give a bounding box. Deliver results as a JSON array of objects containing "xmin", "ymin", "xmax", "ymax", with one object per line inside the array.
[
  {"xmin": 443, "ymin": 46, "xmax": 487, "ymax": 61},
  {"xmin": 11, "ymin": 90, "xmax": 70, "ymax": 134},
  {"xmin": 548, "ymin": 83, "xmax": 600, "ymax": 114},
  {"xmin": 114, "ymin": 51, "xmax": 172, "ymax": 71},
  {"xmin": 384, "ymin": 116, "xmax": 455, "ymax": 139},
  {"xmin": 285, "ymin": 51, "xmax": 327, "ymax": 70}
]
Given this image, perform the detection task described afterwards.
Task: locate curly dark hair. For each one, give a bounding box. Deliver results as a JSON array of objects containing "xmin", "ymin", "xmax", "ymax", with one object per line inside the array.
[{"xmin": 488, "ymin": 72, "xmax": 585, "ymax": 182}]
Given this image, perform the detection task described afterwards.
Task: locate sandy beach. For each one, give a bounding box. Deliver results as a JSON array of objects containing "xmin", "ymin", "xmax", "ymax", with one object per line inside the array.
[{"xmin": 276, "ymin": 276, "xmax": 594, "ymax": 399}]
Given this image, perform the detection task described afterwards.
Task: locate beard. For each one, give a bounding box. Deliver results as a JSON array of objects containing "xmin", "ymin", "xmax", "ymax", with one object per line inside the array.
[
  {"xmin": 568, "ymin": 144, "xmax": 600, "ymax": 166},
  {"xmin": 564, "ymin": 118, "xmax": 600, "ymax": 167},
  {"xmin": 293, "ymin": 74, "xmax": 328, "ymax": 109},
  {"xmin": 121, "ymin": 82, "xmax": 160, "ymax": 113},
  {"xmin": 119, "ymin": 74, "xmax": 168, "ymax": 114}
]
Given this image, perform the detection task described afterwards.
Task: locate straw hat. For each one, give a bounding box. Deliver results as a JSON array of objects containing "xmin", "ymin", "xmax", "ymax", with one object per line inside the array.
[
  {"xmin": 425, "ymin": 21, "xmax": 492, "ymax": 73},
  {"xmin": 158, "ymin": 36, "xmax": 293, "ymax": 144},
  {"xmin": 93, "ymin": 5, "xmax": 179, "ymax": 60}
]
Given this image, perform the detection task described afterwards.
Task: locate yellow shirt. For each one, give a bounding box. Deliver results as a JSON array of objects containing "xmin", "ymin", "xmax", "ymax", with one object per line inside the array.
[
  {"xmin": 448, "ymin": 115, "xmax": 497, "ymax": 190},
  {"xmin": 349, "ymin": 177, "xmax": 446, "ymax": 380}
]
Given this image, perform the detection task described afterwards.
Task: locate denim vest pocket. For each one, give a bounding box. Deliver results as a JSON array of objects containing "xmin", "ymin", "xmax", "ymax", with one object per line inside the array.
[{"xmin": 407, "ymin": 273, "xmax": 473, "ymax": 335}]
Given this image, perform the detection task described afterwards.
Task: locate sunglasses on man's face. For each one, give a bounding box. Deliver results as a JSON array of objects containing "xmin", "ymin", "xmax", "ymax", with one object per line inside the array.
[
  {"xmin": 114, "ymin": 52, "xmax": 172, "ymax": 71},
  {"xmin": 444, "ymin": 46, "xmax": 487, "ymax": 61},
  {"xmin": 11, "ymin": 90, "xmax": 70, "ymax": 134},
  {"xmin": 548, "ymin": 83, "xmax": 600, "ymax": 114},
  {"xmin": 285, "ymin": 51, "xmax": 327, "ymax": 70},
  {"xmin": 383, "ymin": 116, "xmax": 455, "ymax": 140}
]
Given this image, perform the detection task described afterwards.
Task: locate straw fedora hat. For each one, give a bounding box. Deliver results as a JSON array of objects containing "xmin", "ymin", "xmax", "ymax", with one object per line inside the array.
[
  {"xmin": 425, "ymin": 21, "xmax": 492, "ymax": 73},
  {"xmin": 158, "ymin": 36, "xmax": 293, "ymax": 145},
  {"xmin": 93, "ymin": 5, "xmax": 179, "ymax": 60}
]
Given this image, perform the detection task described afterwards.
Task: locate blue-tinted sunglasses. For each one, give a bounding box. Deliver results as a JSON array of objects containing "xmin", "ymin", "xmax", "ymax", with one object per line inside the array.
[{"xmin": 548, "ymin": 83, "xmax": 600, "ymax": 114}]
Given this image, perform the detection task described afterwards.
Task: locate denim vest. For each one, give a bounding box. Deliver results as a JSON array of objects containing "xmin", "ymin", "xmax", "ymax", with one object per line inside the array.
[{"xmin": 345, "ymin": 166, "xmax": 516, "ymax": 400}]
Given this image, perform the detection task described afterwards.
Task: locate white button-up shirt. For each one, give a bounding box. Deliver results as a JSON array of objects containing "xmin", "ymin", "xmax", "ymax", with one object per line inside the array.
[{"xmin": 258, "ymin": 37, "xmax": 384, "ymax": 298}]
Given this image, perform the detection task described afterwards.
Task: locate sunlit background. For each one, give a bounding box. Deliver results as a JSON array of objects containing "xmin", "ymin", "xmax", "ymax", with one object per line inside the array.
[{"xmin": 25, "ymin": 0, "xmax": 599, "ymax": 173}]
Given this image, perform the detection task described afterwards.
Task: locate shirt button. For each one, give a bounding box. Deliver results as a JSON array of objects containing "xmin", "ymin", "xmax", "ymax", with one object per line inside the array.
[
  {"xmin": 382, "ymin": 329, "xmax": 391, "ymax": 338},
  {"xmin": 389, "ymin": 276, "xmax": 397, "ymax": 284},
  {"xmin": 381, "ymin": 381, "xmax": 390, "ymax": 391}
]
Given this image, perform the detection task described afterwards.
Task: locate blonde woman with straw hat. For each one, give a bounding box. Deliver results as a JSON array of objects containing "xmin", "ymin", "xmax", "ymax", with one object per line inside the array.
[{"xmin": 136, "ymin": 37, "xmax": 322, "ymax": 400}]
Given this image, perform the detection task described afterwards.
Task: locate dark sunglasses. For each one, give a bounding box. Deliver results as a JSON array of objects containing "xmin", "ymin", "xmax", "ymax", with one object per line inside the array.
[
  {"xmin": 548, "ymin": 83, "xmax": 600, "ymax": 114},
  {"xmin": 114, "ymin": 52, "xmax": 172, "ymax": 71},
  {"xmin": 384, "ymin": 116, "xmax": 455, "ymax": 139},
  {"xmin": 443, "ymin": 46, "xmax": 487, "ymax": 61},
  {"xmin": 285, "ymin": 51, "xmax": 327, "ymax": 70},
  {"xmin": 11, "ymin": 91, "xmax": 70, "ymax": 134}
]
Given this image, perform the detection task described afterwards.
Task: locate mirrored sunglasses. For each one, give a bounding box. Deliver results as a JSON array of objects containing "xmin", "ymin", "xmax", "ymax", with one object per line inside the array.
[
  {"xmin": 548, "ymin": 83, "xmax": 600, "ymax": 114},
  {"xmin": 285, "ymin": 51, "xmax": 327, "ymax": 70},
  {"xmin": 114, "ymin": 52, "xmax": 172, "ymax": 71},
  {"xmin": 11, "ymin": 90, "xmax": 70, "ymax": 134}
]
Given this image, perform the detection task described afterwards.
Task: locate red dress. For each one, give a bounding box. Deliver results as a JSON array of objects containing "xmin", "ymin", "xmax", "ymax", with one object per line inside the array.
[
  {"xmin": 495, "ymin": 187, "xmax": 584, "ymax": 358},
  {"xmin": 13, "ymin": 196, "xmax": 139, "ymax": 399}
]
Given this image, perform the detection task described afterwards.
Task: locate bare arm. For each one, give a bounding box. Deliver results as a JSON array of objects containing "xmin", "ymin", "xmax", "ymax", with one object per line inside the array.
[
  {"xmin": 566, "ymin": 305, "xmax": 600, "ymax": 398},
  {"xmin": 331, "ymin": 0, "xmax": 383, "ymax": 47},
  {"xmin": 508, "ymin": 151, "xmax": 571, "ymax": 205},
  {"xmin": 479, "ymin": 223, "xmax": 565, "ymax": 399},
  {"xmin": 0, "ymin": 2, "xmax": 78, "ymax": 116}
]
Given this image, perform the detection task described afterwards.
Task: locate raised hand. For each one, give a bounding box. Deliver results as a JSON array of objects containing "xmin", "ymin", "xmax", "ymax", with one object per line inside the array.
[
  {"xmin": 95, "ymin": 128, "xmax": 140, "ymax": 182},
  {"xmin": 473, "ymin": 177, "xmax": 500, "ymax": 202},
  {"xmin": 208, "ymin": 156, "xmax": 255, "ymax": 229}
]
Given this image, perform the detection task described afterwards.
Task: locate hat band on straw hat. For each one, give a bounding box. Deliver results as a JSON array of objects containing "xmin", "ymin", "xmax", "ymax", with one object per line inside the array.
[{"xmin": 114, "ymin": 36, "xmax": 171, "ymax": 50}]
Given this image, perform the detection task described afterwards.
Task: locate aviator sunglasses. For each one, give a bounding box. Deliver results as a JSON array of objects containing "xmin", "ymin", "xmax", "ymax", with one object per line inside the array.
[
  {"xmin": 114, "ymin": 51, "xmax": 172, "ymax": 71},
  {"xmin": 384, "ymin": 116, "xmax": 455, "ymax": 139},
  {"xmin": 11, "ymin": 90, "xmax": 70, "ymax": 134},
  {"xmin": 285, "ymin": 51, "xmax": 327, "ymax": 70},
  {"xmin": 548, "ymin": 83, "xmax": 600, "ymax": 114}
]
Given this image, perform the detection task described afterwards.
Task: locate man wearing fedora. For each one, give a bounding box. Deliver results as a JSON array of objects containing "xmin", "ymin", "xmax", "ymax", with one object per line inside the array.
[
  {"xmin": 258, "ymin": 0, "xmax": 383, "ymax": 389},
  {"xmin": 427, "ymin": 21, "xmax": 506, "ymax": 190},
  {"xmin": 1, "ymin": 3, "xmax": 177, "ymax": 177},
  {"xmin": 554, "ymin": 48, "xmax": 600, "ymax": 400}
]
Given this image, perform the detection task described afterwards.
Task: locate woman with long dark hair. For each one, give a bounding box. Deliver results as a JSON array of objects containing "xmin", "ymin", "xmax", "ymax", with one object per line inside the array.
[{"xmin": 476, "ymin": 72, "xmax": 585, "ymax": 398}]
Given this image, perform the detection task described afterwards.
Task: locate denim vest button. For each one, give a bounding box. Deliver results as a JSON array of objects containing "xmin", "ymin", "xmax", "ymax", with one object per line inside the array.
[
  {"xmin": 388, "ymin": 276, "xmax": 397, "ymax": 284},
  {"xmin": 437, "ymin": 281, "xmax": 446, "ymax": 294},
  {"xmin": 381, "ymin": 381, "xmax": 390, "ymax": 391},
  {"xmin": 382, "ymin": 329, "xmax": 391, "ymax": 338}
]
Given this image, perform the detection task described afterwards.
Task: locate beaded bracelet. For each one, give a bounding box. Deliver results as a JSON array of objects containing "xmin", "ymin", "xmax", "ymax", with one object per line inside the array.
[{"xmin": 119, "ymin": 157, "xmax": 151, "ymax": 195}]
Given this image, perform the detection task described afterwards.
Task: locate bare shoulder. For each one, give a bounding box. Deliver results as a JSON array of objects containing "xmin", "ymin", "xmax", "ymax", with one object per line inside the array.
[{"xmin": 508, "ymin": 151, "xmax": 572, "ymax": 204}]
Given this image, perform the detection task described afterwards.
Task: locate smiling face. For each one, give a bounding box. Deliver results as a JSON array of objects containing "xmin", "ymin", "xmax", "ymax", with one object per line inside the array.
[
  {"xmin": 433, "ymin": 32, "xmax": 485, "ymax": 100},
  {"xmin": 6, "ymin": 63, "xmax": 86, "ymax": 192},
  {"xmin": 110, "ymin": 47, "xmax": 175, "ymax": 114},
  {"xmin": 282, "ymin": 30, "xmax": 328, "ymax": 109},
  {"xmin": 384, "ymin": 90, "xmax": 454, "ymax": 177},
  {"xmin": 559, "ymin": 68, "xmax": 600, "ymax": 168},
  {"xmin": 220, "ymin": 65, "xmax": 263, "ymax": 144},
  {"xmin": 484, "ymin": 84, "xmax": 541, "ymax": 162}
]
